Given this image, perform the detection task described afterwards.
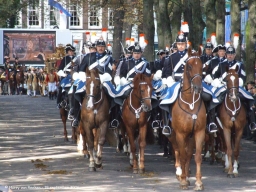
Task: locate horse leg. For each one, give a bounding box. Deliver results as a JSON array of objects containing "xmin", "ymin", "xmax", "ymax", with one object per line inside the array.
[
  {"xmin": 95, "ymin": 121, "xmax": 108, "ymax": 169},
  {"xmin": 61, "ymin": 109, "xmax": 68, "ymax": 142},
  {"xmin": 126, "ymin": 125, "xmax": 137, "ymax": 173},
  {"xmin": 194, "ymin": 129, "xmax": 205, "ymax": 190},
  {"xmin": 84, "ymin": 123, "xmax": 95, "ymax": 172},
  {"xmin": 232, "ymin": 127, "xmax": 243, "ymax": 177},
  {"xmin": 223, "ymin": 127, "xmax": 234, "ymax": 177},
  {"xmin": 185, "ymin": 137, "xmax": 194, "ymax": 187},
  {"xmin": 176, "ymin": 133, "xmax": 188, "ymax": 189},
  {"xmin": 168, "ymin": 132, "xmax": 181, "ymax": 181},
  {"xmin": 138, "ymin": 124, "xmax": 147, "ymax": 174}
]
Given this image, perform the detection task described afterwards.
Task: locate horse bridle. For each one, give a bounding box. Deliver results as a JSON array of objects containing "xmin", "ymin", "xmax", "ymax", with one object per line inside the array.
[
  {"xmin": 86, "ymin": 76, "xmax": 103, "ymax": 104},
  {"xmin": 129, "ymin": 81, "xmax": 152, "ymax": 119},
  {"xmin": 181, "ymin": 56, "xmax": 202, "ymax": 93}
]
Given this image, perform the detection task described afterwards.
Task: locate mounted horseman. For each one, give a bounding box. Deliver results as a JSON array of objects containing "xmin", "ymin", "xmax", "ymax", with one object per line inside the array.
[
  {"xmin": 71, "ymin": 38, "xmax": 117, "ymax": 128},
  {"xmin": 206, "ymin": 45, "xmax": 256, "ymax": 132},
  {"xmin": 56, "ymin": 44, "xmax": 76, "ymax": 109}
]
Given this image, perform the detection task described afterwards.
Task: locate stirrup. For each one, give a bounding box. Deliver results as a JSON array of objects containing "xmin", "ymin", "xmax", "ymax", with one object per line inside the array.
[
  {"xmin": 72, "ymin": 119, "xmax": 79, "ymax": 128},
  {"xmin": 208, "ymin": 122, "xmax": 218, "ymax": 133},
  {"xmin": 151, "ymin": 120, "xmax": 160, "ymax": 129},
  {"xmin": 110, "ymin": 119, "xmax": 119, "ymax": 129},
  {"xmin": 249, "ymin": 122, "xmax": 256, "ymax": 132},
  {"xmin": 162, "ymin": 125, "xmax": 172, "ymax": 136}
]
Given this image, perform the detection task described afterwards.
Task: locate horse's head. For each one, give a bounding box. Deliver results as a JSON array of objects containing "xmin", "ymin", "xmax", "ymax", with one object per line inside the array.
[
  {"xmin": 133, "ymin": 73, "xmax": 153, "ymax": 112},
  {"xmin": 85, "ymin": 68, "xmax": 102, "ymax": 109},
  {"xmin": 185, "ymin": 46, "xmax": 203, "ymax": 94},
  {"xmin": 224, "ymin": 65, "xmax": 239, "ymax": 102}
]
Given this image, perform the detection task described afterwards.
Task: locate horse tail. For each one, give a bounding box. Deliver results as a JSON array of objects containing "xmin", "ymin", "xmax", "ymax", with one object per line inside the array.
[{"xmin": 146, "ymin": 122, "xmax": 155, "ymax": 145}]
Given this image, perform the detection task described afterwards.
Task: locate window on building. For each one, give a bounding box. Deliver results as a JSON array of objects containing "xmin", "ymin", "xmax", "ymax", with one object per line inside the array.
[
  {"xmin": 108, "ymin": 9, "xmax": 114, "ymax": 27},
  {"xmin": 69, "ymin": 2, "xmax": 83, "ymax": 29},
  {"xmin": 50, "ymin": 6, "xmax": 59, "ymax": 26},
  {"xmin": 28, "ymin": 0, "xmax": 40, "ymax": 26},
  {"xmin": 89, "ymin": 6, "xmax": 102, "ymax": 28}
]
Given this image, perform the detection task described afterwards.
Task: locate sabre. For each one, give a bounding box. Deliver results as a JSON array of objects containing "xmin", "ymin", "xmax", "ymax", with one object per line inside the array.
[{"xmin": 120, "ymin": 41, "xmax": 126, "ymax": 55}]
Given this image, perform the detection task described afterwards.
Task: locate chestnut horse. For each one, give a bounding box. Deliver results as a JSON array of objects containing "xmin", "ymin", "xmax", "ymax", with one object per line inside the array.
[
  {"xmin": 121, "ymin": 73, "xmax": 153, "ymax": 174},
  {"xmin": 217, "ymin": 66, "xmax": 246, "ymax": 177},
  {"xmin": 167, "ymin": 47, "xmax": 206, "ymax": 190},
  {"xmin": 80, "ymin": 68, "xmax": 110, "ymax": 171}
]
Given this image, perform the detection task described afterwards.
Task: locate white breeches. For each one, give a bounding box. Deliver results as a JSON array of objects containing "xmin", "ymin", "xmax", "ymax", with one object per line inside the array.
[{"xmin": 48, "ymin": 82, "xmax": 56, "ymax": 92}]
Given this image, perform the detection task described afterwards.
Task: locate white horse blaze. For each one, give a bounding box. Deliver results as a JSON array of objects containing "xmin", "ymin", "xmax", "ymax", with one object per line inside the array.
[
  {"xmin": 87, "ymin": 81, "xmax": 94, "ymax": 108},
  {"xmin": 230, "ymin": 75, "xmax": 236, "ymax": 99}
]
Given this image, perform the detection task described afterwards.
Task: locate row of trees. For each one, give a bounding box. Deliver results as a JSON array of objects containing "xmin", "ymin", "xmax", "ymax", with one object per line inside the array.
[{"xmin": 0, "ymin": 0, "xmax": 255, "ymax": 81}]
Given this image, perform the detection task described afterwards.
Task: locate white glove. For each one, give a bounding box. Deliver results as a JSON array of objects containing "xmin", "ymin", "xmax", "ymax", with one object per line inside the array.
[
  {"xmin": 211, "ymin": 78, "xmax": 222, "ymax": 88},
  {"xmin": 114, "ymin": 76, "xmax": 120, "ymax": 86},
  {"xmin": 239, "ymin": 78, "xmax": 244, "ymax": 87},
  {"xmin": 162, "ymin": 78, "xmax": 167, "ymax": 85},
  {"xmin": 204, "ymin": 74, "xmax": 213, "ymax": 84},
  {"xmin": 72, "ymin": 72, "xmax": 79, "ymax": 81},
  {"xmin": 78, "ymin": 72, "xmax": 86, "ymax": 82},
  {"xmin": 57, "ymin": 70, "xmax": 67, "ymax": 77},
  {"xmin": 99, "ymin": 73, "xmax": 112, "ymax": 83},
  {"xmin": 153, "ymin": 70, "xmax": 162, "ymax": 81},
  {"xmin": 120, "ymin": 77, "xmax": 129, "ymax": 86},
  {"xmin": 166, "ymin": 76, "xmax": 176, "ymax": 87}
]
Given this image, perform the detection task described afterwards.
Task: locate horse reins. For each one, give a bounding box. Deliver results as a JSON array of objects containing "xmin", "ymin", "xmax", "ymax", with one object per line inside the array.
[
  {"xmin": 86, "ymin": 76, "xmax": 104, "ymax": 127},
  {"xmin": 178, "ymin": 55, "xmax": 203, "ymax": 138},
  {"xmin": 225, "ymin": 86, "xmax": 241, "ymax": 122},
  {"xmin": 128, "ymin": 81, "xmax": 151, "ymax": 120}
]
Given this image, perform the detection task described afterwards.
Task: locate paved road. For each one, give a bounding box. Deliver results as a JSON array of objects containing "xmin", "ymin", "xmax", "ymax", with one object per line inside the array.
[{"xmin": 0, "ymin": 95, "xmax": 256, "ymax": 192}]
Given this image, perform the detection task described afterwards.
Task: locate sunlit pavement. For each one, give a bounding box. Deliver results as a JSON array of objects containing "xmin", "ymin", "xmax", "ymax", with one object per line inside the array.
[{"xmin": 0, "ymin": 95, "xmax": 256, "ymax": 192}]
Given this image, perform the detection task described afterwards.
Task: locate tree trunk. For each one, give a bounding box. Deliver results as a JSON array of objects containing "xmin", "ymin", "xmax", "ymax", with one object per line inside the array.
[
  {"xmin": 231, "ymin": 0, "xmax": 241, "ymax": 60},
  {"xmin": 245, "ymin": 0, "xmax": 256, "ymax": 82},
  {"xmin": 192, "ymin": 0, "xmax": 206, "ymax": 48},
  {"xmin": 112, "ymin": 1, "xmax": 125, "ymax": 60},
  {"xmin": 155, "ymin": 0, "xmax": 172, "ymax": 49},
  {"xmin": 183, "ymin": 0, "xmax": 194, "ymax": 47},
  {"xmin": 204, "ymin": 0, "xmax": 216, "ymax": 39},
  {"xmin": 216, "ymin": 0, "xmax": 225, "ymax": 44},
  {"xmin": 169, "ymin": 0, "xmax": 182, "ymax": 44},
  {"xmin": 143, "ymin": 0, "xmax": 155, "ymax": 62}
]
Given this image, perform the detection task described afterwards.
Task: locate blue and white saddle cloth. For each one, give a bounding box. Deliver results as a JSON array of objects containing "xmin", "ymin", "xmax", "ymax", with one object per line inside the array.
[
  {"xmin": 102, "ymin": 81, "xmax": 117, "ymax": 98},
  {"xmin": 60, "ymin": 75, "xmax": 72, "ymax": 93},
  {"xmin": 213, "ymin": 85, "xmax": 254, "ymax": 101}
]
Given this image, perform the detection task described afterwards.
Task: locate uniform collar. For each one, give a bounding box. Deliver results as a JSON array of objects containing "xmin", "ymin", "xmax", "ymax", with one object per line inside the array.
[
  {"xmin": 219, "ymin": 57, "xmax": 225, "ymax": 62},
  {"xmin": 228, "ymin": 60, "xmax": 236, "ymax": 65}
]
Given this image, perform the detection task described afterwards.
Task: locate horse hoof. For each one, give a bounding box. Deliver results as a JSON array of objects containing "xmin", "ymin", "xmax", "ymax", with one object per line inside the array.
[
  {"xmin": 133, "ymin": 169, "xmax": 138, "ymax": 174},
  {"xmin": 64, "ymin": 138, "xmax": 69, "ymax": 142},
  {"xmin": 176, "ymin": 175, "xmax": 181, "ymax": 181},
  {"xmin": 84, "ymin": 154, "xmax": 90, "ymax": 159},
  {"xmin": 194, "ymin": 184, "xmax": 204, "ymax": 191},
  {"xmin": 233, "ymin": 173, "xmax": 238, "ymax": 178},
  {"xmin": 227, "ymin": 174, "xmax": 235, "ymax": 178},
  {"xmin": 95, "ymin": 163, "xmax": 102, "ymax": 169},
  {"xmin": 89, "ymin": 167, "xmax": 96, "ymax": 172},
  {"xmin": 138, "ymin": 168, "xmax": 145, "ymax": 174},
  {"xmin": 179, "ymin": 184, "xmax": 188, "ymax": 190}
]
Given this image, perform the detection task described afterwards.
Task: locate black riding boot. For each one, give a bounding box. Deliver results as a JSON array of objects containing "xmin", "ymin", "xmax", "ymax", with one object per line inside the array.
[
  {"xmin": 72, "ymin": 109, "xmax": 80, "ymax": 128},
  {"xmin": 162, "ymin": 110, "xmax": 171, "ymax": 136},
  {"xmin": 68, "ymin": 88, "xmax": 75, "ymax": 120},
  {"xmin": 72, "ymin": 92, "xmax": 82, "ymax": 127},
  {"xmin": 208, "ymin": 108, "xmax": 218, "ymax": 133},
  {"xmin": 151, "ymin": 107, "xmax": 161, "ymax": 129},
  {"xmin": 56, "ymin": 86, "xmax": 62, "ymax": 109},
  {"xmin": 109, "ymin": 104, "xmax": 119, "ymax": 129},
  {"xmin": 248, "ymin": 109, "xmax": 256, "ymax": 131}
]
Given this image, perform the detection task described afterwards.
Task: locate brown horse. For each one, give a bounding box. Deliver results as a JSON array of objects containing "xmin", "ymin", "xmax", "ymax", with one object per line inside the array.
[
  {"xmin": 217, "ymin": 66, "xmax": 246, "ymax": 177},
  {"xmin": 16, "ymin": 66, "xmax": 25, "ymax": 95},
  {"xmin": 121, "ymin": 73, "xmax": 153, "ymax": 174},
  {"xmin": 167, "ymin": 47, "xmax": 206, "ymax": 190},
  {"xmin": 80, "ymin": 68, "xmax": 110, "ymax": 171}
]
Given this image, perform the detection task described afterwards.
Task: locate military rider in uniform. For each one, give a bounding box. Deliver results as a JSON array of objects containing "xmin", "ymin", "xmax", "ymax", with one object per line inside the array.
[
  {"xmin": 72, "ymin": 39, "xmax": 116, "ymax": 128},
  {"xmin": 56, "ymin": 44, "xmax": 76, "ymax": 109},
  {"xmin": 114, "ymin": 45, "xmax": 151, "ymax": 127},
  {"xmin": 160, "ymin": 33, "xmax": 189, "ymax": 135},
  {"xmin": 203, "ymin": 44, "xmax": 227, "ymax": 133},
  {"xmin": 13, "ymin": 57, "xmax": 21, "ymax": 83},
  {"xmin": 211, "ymin": 46, "xmax": 256, "ymax": 131}
]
